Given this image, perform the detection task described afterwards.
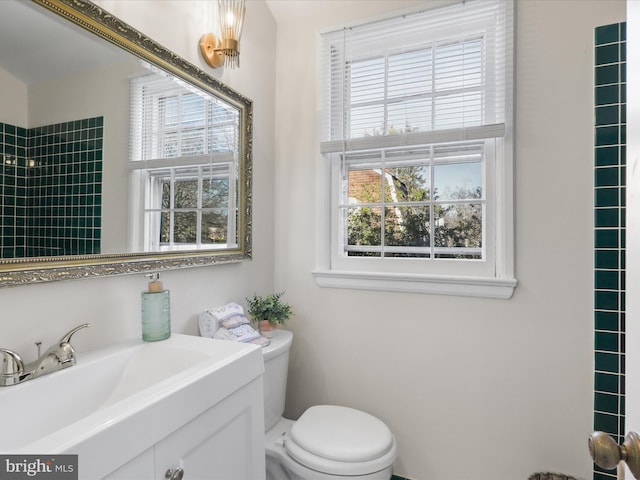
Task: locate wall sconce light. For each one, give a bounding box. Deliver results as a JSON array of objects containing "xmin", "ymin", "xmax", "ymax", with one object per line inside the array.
[{"xmin": 199, "ymin": 0, "xmax": 246, "ymax": 69}]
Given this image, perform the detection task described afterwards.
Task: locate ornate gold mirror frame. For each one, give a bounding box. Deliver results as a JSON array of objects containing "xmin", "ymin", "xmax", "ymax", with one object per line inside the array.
[{"xmin": 0, "ymin": 0, "xmax": 252, "ymax": 287}]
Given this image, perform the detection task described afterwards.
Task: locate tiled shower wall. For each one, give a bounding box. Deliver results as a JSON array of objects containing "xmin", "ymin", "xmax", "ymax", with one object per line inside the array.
[
  {"xmin": 593, "ymin": 22, "xmax": 626, "ymax": 480},
  {"xmin": 0, "ymin": 117, "xmax": 103, "ymax": 258}
]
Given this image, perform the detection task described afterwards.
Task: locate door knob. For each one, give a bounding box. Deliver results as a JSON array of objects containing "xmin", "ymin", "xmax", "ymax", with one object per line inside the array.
[
  {"xmin": 165, "ymin": 467, "xmax": 184, "ymax": 480},
  {"xmin": 589, "ymin": 431, "xmax": 640, "ymax": 479}
]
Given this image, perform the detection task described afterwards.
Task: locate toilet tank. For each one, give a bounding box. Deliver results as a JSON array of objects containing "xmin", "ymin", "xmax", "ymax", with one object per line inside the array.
[{"xmin": 262, "ymin": 329, "xmax": 293, "ymax": 431}]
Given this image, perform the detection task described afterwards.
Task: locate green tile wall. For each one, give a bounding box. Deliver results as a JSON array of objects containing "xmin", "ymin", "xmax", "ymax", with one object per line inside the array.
[
  {"xmin": 0, "ymin": 117, "xmax": 103, "ymax": 258},
  {"xmin": 594, "ymin": 22, "xmax": 626, "ymax": 480}
]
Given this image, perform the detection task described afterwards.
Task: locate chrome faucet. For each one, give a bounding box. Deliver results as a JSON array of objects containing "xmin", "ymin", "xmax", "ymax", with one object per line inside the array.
[{"xmin": 0, "ymin": 323, "xmax": 90, "ymax": 387}]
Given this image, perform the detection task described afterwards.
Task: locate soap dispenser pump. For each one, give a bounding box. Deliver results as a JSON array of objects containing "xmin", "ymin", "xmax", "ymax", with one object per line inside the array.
[{"xmin": 141, "ymin": 273, "xmax": 171, "ymax": 342}]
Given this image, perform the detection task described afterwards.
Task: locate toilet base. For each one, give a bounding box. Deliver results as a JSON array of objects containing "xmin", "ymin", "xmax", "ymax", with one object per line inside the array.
[{"xmin": 265, "ymin": 417, "xmax": 394, "ymax": 480}]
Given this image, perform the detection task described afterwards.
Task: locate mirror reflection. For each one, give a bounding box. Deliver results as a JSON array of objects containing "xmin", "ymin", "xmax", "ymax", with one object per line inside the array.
[{"xmin": 0, "ymin": 0, "xmax": 244, "ymax": 260}]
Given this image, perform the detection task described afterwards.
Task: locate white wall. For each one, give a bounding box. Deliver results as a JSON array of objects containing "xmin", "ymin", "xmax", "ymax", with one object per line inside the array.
[
  {"xmin": 625, "ymin": 2, "xmax": 639, "ymax": 479},
  {"xmin": 0, "ymin": 0, "xmax": 276, "ymax": 372},
  {"xmin": 273, "ymin": 1, "xmax": 625, "ymax": 479},
  {"xmin": 0, "ymin": 66, "xmax": 27, "ymax": 126}
]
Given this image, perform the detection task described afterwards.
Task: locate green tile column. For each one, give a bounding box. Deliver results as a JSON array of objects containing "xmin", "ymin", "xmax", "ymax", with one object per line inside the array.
[{"xmin": 594, "ymin": 21, "xmax": 626, "ymax": 480}]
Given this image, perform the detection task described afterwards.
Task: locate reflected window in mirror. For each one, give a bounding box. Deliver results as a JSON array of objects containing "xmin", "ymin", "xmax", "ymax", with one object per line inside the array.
[{"xmin": 129, "ymin": 71, "xmax": 240, "ymax": 252}]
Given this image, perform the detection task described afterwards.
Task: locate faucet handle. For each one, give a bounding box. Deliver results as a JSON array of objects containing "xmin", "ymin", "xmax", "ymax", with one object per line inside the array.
[
  {"xmin": 59, "ymin": 323, "xmax": 91, "ymax": 344},
  {"xmin": 0, "ymin": 348, "xmax": 24, "ymax": 377}
]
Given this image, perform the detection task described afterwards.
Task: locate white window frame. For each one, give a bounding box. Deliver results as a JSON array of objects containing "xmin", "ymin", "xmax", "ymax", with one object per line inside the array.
[
  {"xmin": 313, "ymin": 0, "xmax": 516, "ymax": 299},
  {"xmin": 129, "ymin": 72, "xmax": 239, "ymax": 252}
]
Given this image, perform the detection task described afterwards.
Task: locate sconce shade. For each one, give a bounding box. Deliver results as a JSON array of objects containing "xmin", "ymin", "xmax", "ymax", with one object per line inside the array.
[{"xmin": 200, "ymin": 0, "xmax": 246, "ymax": 69}]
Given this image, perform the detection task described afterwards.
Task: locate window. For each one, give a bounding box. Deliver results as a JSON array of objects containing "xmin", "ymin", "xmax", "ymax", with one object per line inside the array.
[
  {"xmin": 129, "ymin": 71, "xmax": 239, "ymax": 251},
  {"xmin": 315, "ymin": 0, "xmax": 515, "ymax": 298}
]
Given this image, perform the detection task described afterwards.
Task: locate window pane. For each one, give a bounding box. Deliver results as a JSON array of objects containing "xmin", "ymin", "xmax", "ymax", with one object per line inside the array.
[
  {"xmin": 386, "ymin": 165, "xmax": 430, "ymax": 202},
  {"xmin": 388, "ymin": 49, "xmax": 432, "ymax": 98},
  {"xmin": 202, "ymin": 179, "xmax": 229, "ymax": 208},
  {"xmin": 388, "ymin": 99, "xmax": 432, "ymax": 133},
  {"xmin": 161, "ymin": 96, "xmax": 179, "ymax": 126},
  {"xmin": 434, "ymin": 39, "xmax": 482, "ymax": 92},
  {"xmin": 350, "ymin": 104, "xmax": 384, "ymax": 137},
  {"xmin": 173, "ymin": 211, "xmax": 197, "ymax": 243},
  {"xmin": 161, "ymin": 180, "xmax": 171, "ymax": 209},
  {"xmin": 434, "ymin": 202, "xmax": 482, "ymax": 250},
  {"xmin": 162, "ymin": 131, "xmax": 179, "ymax": 158},
  {"xmin": 434, "ymin": 91, "xmax": 482, "ymax": 129},
  {"xmin": 160, "ymin": 211, "xmax": 170, "ymax": 243},
  {"xmin": 181, "ymin": 128, "xmax": 206, "ymax": 156},
  {"xmin": 209, "ymin": 123, "xmax": 237, "ymax": 152},
  {"xmin": 350, "ymin": 58, "xmax": 385, "ymax": 103},
  {"xmin": 384, "ymin": 205, "xmax": 430, "ymax": 248},
  {"xmin": 201, "ymin": 211, "xmax": 227, "ymax": 244},
  {"xmin": 174, "ymin": 179, "xmax": 198, "ymax": 208},
  {"xmin": 348, "ymin": 168, "xmax": 382, "ymax": 203},
  {"xmin": 181, "ymin": 94, "xmax": 206, "ymax": 126},
  {"xmin": 433, "ymin": 162, "xmax": 482, "ymax": 200},
  {"xmin": 346, "ymin": 205, "xmax": 381, "ymax": 255}
]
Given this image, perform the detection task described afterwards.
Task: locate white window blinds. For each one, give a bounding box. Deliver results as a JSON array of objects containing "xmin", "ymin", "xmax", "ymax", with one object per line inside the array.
[
  {"xmin": 320, "ymin": 0, "xmax": 512, "ymax": 154},
  {"xmin": 130, "ymin": 72, "xmax": 239, "ymax": 165}
]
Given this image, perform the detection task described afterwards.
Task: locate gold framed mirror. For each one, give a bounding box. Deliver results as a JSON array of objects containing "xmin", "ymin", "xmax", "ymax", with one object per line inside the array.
[{"xmin": 0, "ymin": 0, "xmax": 252, "ymax": 287}]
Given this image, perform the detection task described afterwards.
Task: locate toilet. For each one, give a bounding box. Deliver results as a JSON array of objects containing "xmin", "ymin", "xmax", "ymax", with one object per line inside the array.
[{"xmin": 262, "ymin": 329, "xmax": 397, "ymax": 480}]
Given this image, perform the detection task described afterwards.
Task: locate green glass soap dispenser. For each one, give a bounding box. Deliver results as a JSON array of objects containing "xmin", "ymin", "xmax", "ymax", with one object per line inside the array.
[{"xmin": 141, "ymin": 273, "xmax": 171, "ymax": 342}]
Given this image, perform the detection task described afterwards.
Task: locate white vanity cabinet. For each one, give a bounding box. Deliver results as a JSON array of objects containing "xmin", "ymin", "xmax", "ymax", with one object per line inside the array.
[
  {"xmin": 104, "ymin": 377, "xmax": 265, "ymax": 480},
  {"xmin": 0, "ymin": 335, "xmax": 271, "ymax": 480},
  {"xmin": 155, "ymin": 378, "xmax": 264, "ymax": 479}
]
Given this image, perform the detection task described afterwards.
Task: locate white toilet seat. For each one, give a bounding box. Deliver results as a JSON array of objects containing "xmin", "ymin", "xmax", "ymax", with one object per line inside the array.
[{"xmin": 284, "ymin": 405, "xmax": 397, "ymax": 476}]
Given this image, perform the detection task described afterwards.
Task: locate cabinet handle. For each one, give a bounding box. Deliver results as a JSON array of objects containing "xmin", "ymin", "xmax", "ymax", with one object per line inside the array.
[
  {"xmin": 165, "ymin": 467, "xmax": 184, "ymax": 480},
  {"xmin": 589, "ymin": 431, "xmax": 640, "ymax": 479}
]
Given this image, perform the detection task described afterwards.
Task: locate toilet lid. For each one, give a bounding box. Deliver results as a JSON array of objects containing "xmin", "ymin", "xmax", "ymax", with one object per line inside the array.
[{"xmin": 289, "ymin": 405, "xmax": 394, "ymax": 463}]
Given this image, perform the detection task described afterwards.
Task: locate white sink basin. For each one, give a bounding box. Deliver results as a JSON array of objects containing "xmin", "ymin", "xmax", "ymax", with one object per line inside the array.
[{"xmin": 0, "ymin": 334, "xmax": 263, "ymax": 479}]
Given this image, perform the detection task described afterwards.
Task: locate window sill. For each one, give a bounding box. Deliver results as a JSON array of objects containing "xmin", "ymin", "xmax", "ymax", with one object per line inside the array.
[{"xmin": 312, "ymin": 270, "xmax": 517, "ymax": 299}]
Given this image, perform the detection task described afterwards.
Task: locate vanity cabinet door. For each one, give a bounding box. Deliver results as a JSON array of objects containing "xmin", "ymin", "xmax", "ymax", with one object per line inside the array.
[
  {"xmin": 154, "ymin": 377, "xmax": 265, "ymax": 480},
  {"xmin": 101, "ymin": 448, "xmax": 155, "ymax": 480}
]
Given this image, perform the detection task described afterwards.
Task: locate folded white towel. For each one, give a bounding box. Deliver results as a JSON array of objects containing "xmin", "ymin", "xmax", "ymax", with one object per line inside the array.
[
  {"xmin": 198, "ymin": 303, "xmax": 247, "ymax": 338},
  {"xmin": 199, "ymin": 303, "xmax": 270, "ymax": 347},
  {"xmin": 209, "ymin": 302, "xmax": 245, "ymax": 323},
  {"xmin": 216, "ymin": 324, "xmax": 260, "ymax": 343},
  {"xmin": 221, "ymin": 314, "xmax": 250, "ymax": 329},
  {"xmin": 198, "ymin": 309, "xmax": 219, "ymax": 338}
]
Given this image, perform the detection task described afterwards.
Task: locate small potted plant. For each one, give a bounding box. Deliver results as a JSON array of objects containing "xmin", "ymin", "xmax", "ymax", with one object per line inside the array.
[{"xmin": 246, "ymin": 292, "xmax": 293, "ymax": 338}]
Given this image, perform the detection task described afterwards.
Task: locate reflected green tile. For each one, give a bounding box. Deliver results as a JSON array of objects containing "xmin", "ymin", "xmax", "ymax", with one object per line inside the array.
[
  {"xmin": 595, "ymin": 208, "xmax": 619, "ymax": 228},
  {"xmin": 594, "ymin": 412, "xmax": 620, "ymax": 433},
  {"xmin": 595, "ymin": 166, "xmax": 619, "ymax": 186},
  {"xmin": 595, "ymin": 250, "xmax": 618, "ymax": 269},
  {"xmin": 595, "ymin": 372, "xmax": 619, "ymax": 393},
  {"xmin": 596, "ymin": 85, "xmax": 619, "ymax": 105},
  {"xmin": 595, "ymin": 290, "xmax": 619, "ymax": 310},
  {"xmin": 595, "ymin": 187, "xmax": 619, "ymax": 207},
  {"xmin": 596, "ymin": 352, "xmax": 620, "ymax": 373},
  {"xmin": 596, "ymin": 44, "xmax": 619, "ymax": 64},
  {"xmin": 596, "ymin": 24, "xmax": 620, "ymax": 45},
  {"xmin": 596, "ymin": 105, "xmax": 619, "ymax": 125},
  {"xmin": 596, "ymin": 64, "xmax": 619, "ymax": 85},
  {"xmin": 595, "ymin": 229, "xmax": 619, "ymax": 248},
  {"xmin": 595, "ymin": 269, "xmax": 619, "ymax": 290},
  {"xmin": 596, "ymin": 126, "xmax": 619, "ymax": 146},
  {"xmin": 595, "ymin": 332, "xmax": 619, "ymax": 352}
]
